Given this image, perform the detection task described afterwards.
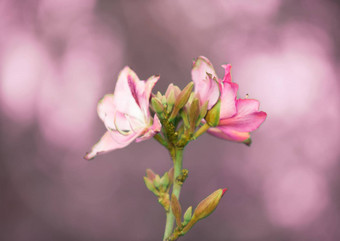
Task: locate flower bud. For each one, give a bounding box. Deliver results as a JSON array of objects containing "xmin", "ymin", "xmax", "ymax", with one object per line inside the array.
[
  {"xmin": 199, "ymin": 101, "xmax": 208, "ymax": 120},
  {"xmin": 151, "ymin": 97, "xmax": 164, "ymax": 114},
  {"xmin": 153, "ymin": 174, "xmax": 161, "ymax": 189},
  {"xmin": 169, "ymin": 82, "xmax": 194, "ymax": 121},
  {"xmin": 160, "ymin": 172, "xmax": 170, "ymax": 192},
  {"xmin": 183, "ymin": 206, "xmax": 192, "ymax": 226},
  {"xmin": 171, "ymin": 194, "xmax": 182, "ymax": 227},
  {"xmin": 192, "ymin": 188, "xmax": 227, "ymax": 221},
  {"xmin": 181, "ymin": 188, "xmax": 227, "ymax": 234},
  {"xmin": 143, "ymin": 176, "xmax": 158, "ymax": 196},
  {"xmin": 146, "ymin": 168, "xmax": 156, "ymax": 181},
  {"xmin": 189, "ymin": 98, "xmax": 200, "ymax": 132},
  {"xmin": 165, "ymin": 83, "xmax": 181, "ymax": 99},
  {"xmin": 166, "ymin": 89, "xmax": 176, "ymax": 113},
  {"xmin": 205, "ymin": 99, "xmax": 221, "ymax": 127}
]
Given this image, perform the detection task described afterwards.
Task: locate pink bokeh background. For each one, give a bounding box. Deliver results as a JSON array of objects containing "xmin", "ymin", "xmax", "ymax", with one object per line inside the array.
[{"xmin": 1, "ymin": 1, "xmax": 340, "ymax": 240}]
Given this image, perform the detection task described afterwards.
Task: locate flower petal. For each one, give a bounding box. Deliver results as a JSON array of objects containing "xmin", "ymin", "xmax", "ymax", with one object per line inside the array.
[
  {"xmin": 138, "ymin": 75, "xmax": 159, "ymax": 119},
  {"xmin": 219, "ymin": 99, "xmax": 267, "ymax": 132},
  {"xmin": 208, "ymin": 126, "xmax": 250, "ymax": 142},
  {"xmin": 192, "ymin": 56, "xmax": 220, "ymax": 109},
  {"xmin": 136, "ymin": 114, "xmax": 162, "ymax": 142},
  {"xmin": 219, "ymin": 81, "xmax": 238, "ymax": 119},
  {"xmin": 221, "ymin": 64, "xmax": 232, "ymax": 83},
  {"xmin": 113, "ymin": 66, "xmax": 144, "ymax": 121},
  {"xmin": 84, "ymin": 130, "xmax": 140, "ymax": 160}
]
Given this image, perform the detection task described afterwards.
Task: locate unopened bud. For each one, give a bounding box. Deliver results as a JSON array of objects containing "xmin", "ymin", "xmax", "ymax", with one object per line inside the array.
[
  {"xmin": 181, "ymin": 188, "xmax": 227, "ymax": 235},
  {"xmin": 166, "ymin": 89, "xmax": 176, "ymax": 113},
  {"xmin": 189, "ymin": 98, "xmax": 200, "ymax": 132},
  {"xmin": 183, "ymin": 206, "xmax": 192, "ymax": 226},
  {"xmin": 199, "ymin": 101, "xmax": 208, "ymax": 120},
  {"xmin": 205, "ymin": 99, "xmax": 221, "ymax": 127},
  {"xmin": 192, "ymin": 188, "xmax": 227, "ymax": 221},
  {"xmin": 165, "ymin": 83, "xmax": 181, "ymax": 99},
  {"xmin": 171, "ymin": 194, "xmax": 182, "ymax": 227},
  {"xmin": 146, "ymin": 168, "xmax": 156, "ymax": 181},
  {"xmin": 160, "ymin": 172, "xmax": 170, "ymax": 191},
  {"xmin": 153, "ymin": 175, "xmax": 161, "ymax": 189},
  {"xmin": 143, "ymin": 176, "xmax": 158, "ymax": 196},
  {"xmin": 169, "ymin": 82, "xmax": 194, "ymax": 121},
  {"xmin": 151, "ymin": 97, "xmax": 164, "ymax": 114}
]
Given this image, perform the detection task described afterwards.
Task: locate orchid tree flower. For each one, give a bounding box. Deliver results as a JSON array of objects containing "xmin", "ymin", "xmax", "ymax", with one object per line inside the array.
[
  {"xmin": 191, "ymin": 56, "xmax": 220, "ymax": 109},
  {"xmin": 207, "ymin": 64, "xmax": 267, "ymax": 142},
  {"xmin": 84, "ymin": 67, "xmax": 161, "ymax": 160}
]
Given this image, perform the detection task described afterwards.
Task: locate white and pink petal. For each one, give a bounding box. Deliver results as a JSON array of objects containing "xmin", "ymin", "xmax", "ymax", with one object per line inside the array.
[{"xmin": 84, "ymin": 130, "xmax": 140, "ymax": 160}]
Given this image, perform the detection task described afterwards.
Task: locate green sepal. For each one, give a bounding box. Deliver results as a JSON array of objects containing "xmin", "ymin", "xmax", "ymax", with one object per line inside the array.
[
  {"xmin": 205, "ymin": 99, "xmax": 221, "ymax": 127},
  {"xmin": 243, "ymin": 137, "xmax": 252, "ymax": 146}
]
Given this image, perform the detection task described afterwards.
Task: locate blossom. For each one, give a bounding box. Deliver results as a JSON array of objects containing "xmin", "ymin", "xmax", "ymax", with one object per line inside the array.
[
  {"xmin": 191, "ymin": 56, "xmax": 220, "ymax": 109},
  {"xmin": 193, "ymin": 57, "xmax": 267, "ymax": 142},
  {"xmin": 208, "ymin": 63, "xmax": 267, "ymax": 142},
  {"xmin": 84, "ymin": 67, "xmax": 161, "ymax": 160}
]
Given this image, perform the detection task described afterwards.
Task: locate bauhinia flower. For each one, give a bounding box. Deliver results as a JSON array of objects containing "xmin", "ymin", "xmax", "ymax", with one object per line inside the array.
[
  {"xmin": 192, "ymin": 56, "xmax": 267, "ymax": 142},
  {"xmin": 84, "ymin": 67, "xmax": 161, "ymax": 160}
]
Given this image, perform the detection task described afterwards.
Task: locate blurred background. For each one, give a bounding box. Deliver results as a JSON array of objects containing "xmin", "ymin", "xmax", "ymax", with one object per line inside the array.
[{"xmin": 1, "ymin": 0, "xmax": 340, "ymax": 240}]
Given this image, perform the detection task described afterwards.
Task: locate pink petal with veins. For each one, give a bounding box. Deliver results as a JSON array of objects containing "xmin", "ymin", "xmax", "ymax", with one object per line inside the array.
[
  {"xmin": 113, "ymin": 66, "xmax": 144, "ymax": 121},
  {"xmin": 85, "ymin": 66, "xmax": 161, "ymax": 159}
]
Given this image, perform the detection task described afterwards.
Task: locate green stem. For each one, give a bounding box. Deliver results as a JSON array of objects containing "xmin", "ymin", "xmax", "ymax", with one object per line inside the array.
[
  {"xmin": 154, "ymin": 134, "xmax": 168, "ymax": 148},
  {"xmin": 163, "ymin": 148, "xmax": 183, "ymax": 241},
  {"xmin": 192, "ymin": 123, "xmax": 210, "ymax": 140}
]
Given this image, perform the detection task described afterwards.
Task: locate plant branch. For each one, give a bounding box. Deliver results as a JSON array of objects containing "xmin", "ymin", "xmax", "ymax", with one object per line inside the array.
[{"xmin": 163, "ymin": 148, "xmax": 183, "ymax": 240}]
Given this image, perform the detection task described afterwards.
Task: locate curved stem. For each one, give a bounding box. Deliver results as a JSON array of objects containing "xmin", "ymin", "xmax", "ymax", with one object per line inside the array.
[{"xmin": 163, "ymin": 148, "xmax": 183, "ymax": 240}]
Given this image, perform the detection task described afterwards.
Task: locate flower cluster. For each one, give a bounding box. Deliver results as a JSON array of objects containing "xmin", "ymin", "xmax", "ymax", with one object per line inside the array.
[{"xmin": 85, "ymin": 56, "xmax": 266, "ymax": 160}]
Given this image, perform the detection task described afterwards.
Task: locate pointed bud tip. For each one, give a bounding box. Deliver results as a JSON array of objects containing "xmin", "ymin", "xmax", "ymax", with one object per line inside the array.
[
  {"xmin": 83, "ymin": 152, "xmax": 95, "ymax": 161},
  {"xmin": 222, "ymin": 188, "xmax": 228, "ymax": 196},
  {"xmin": 243, "ymin": 138, "xmax": 252, "ymax": 146}
]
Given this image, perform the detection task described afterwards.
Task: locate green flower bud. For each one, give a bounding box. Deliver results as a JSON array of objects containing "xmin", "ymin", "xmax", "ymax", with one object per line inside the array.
[
  {"xmin": 143, "ymin": 176, "xmax": 158, "ymax": 196},
  {"xmin": 169, "ymin": 82, "xmax": 194, "ymax": 121},
  {"xmin": 192, "ymin": 188, "xmax": 227, "ymax": 221},
  {"xmin": 205, "ymin": 99, "xmax": 221, "ymax": 127},
  {"xmin": 181, "ymin": 188, "xmax": 227, "ymax": 234},
  {"xmin": 151, "ymin": 97, "xmax": 164, "ymax": 114},
  {"xmin": 183, "ymin": 206, "xmax": 192, "ymax": 226},
  {"xmin": 189, "ymin": 98, "xmax": 200, "ymax": 132},
  {"xmin": 166, "ymin": 89, "xmax": 176, "ymax": 113},
  {"xmin": 146, "ymin": 168, "xmax": 156, "ymax": 181},
  {"xmin": 199, "ymin": 101, "xmax": 208, "ymax": 120},
  {"xmin": 160, "ymin": 172, "xmax": 170, "ymax": 191},
  {"xmin": 153, "ymin": 174, "xmax": 161, "ymax": 189}
]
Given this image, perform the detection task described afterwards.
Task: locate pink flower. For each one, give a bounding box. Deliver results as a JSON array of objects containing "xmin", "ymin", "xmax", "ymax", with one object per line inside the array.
[
  {"xmin": 84, "ymin": 67, "xmax": 161, "ymax": 160},
  {"xmin": 191, "ymin": 56, "xmax": 220, "ymax": 109},
  {"xmin": 207, "ymin": 63, "xmax": 267, "ymax": 142}
]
